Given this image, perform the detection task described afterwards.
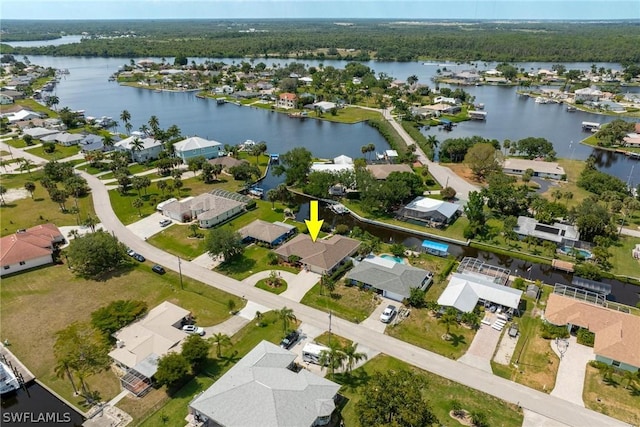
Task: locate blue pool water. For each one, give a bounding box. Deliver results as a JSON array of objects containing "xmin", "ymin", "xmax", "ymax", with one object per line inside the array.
[
  {"xmin": 559, "ymin": 246, "xmax": 593, "ymax": 259},
  {"xmin": 380, "ymin": 254, "xmax": 406, "ymax": 264}
]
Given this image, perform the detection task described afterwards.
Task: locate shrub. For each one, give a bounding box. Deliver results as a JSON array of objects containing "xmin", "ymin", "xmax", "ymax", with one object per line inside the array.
[
  {"xmin": 540, "ymin": 322, "xmax": 569, "ymax": 339},
  {"xmin": 91, "ymin": 300, "xmax": 148, "ymax": 337},
  {"xmin": 577, "ymin": 328, "xmax": 595, "ymax": 347},
  {"xmin": 513, "ymin": 277, "xmax": 526, "ymax": 290},
  {"xmin": 441, "ymin": 186, "xmax": 457, "ymax": 200},
  {"xmin": 266, "ymin": 251, "xmax": 279, "ymax": 265},
  {"xmin": 471, "ymin": 411, "xmax": 489, "ymax": 427},
  {"xmin": 334, "ymin": 224, "xmax": 350, "ymax": 235},
  {"xmin": 43, "ymin": 142, "xmax": 56, "ymax": 153}
]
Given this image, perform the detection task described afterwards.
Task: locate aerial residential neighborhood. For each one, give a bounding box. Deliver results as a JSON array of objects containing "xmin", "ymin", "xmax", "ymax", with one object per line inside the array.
[{"xmin": 1, "ymin": 7, "xmax": 640, "ymax": 427}]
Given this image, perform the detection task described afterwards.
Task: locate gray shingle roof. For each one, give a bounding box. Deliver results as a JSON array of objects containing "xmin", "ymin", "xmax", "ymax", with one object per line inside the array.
[
  {"xmin": 189, "ymin": 341, "xmax": 340, "ymax": 427},
  {"xmin": 346, "ymin": 256, "xmax": 433, "ymax": 299},
  {"xmin": 239, "ymin": 219, "xmax": 295, "ymax": 244}
]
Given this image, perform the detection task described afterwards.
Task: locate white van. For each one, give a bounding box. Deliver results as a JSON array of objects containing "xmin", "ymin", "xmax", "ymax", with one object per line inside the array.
[{"xmin": 302, "ymin": 343, "xmax": 329, "ymax": 365}]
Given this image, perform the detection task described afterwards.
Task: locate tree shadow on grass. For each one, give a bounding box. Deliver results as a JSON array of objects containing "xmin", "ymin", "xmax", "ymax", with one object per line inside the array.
[
  {"xmin": 603, "ymin": 377, "xmax": 619, "ymax": 388},
  {"xmin": 333, "ymin": 369, "xmax": 370, "ymax": 392},
  {"xmin": 448, "ymin": 333, "xmax": 467, "ymax": 347},
  {"xmin": 216, "ymin": 256, "xmax": 256, "ymax": 277}
]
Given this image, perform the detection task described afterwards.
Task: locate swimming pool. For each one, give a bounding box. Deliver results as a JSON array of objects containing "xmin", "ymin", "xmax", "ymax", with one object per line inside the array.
[
  {"xmin": 559, "ymin": 246, "xmax": 593, "ymax": 259},
  {"xmin": 380, "ymin": 254, "xmax": 406, "ymax": 264}
]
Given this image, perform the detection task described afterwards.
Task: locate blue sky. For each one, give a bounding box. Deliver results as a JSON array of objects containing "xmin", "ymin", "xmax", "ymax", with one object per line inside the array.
[{"xmin": 2, "ymin": 1, "xmax": 639, "ymax": 20}]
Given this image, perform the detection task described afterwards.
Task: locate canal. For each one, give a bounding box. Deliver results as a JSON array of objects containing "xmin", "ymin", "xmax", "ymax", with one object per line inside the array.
[{"xmin": 1, "ymin": 382, "xmax": 85, "ymax": 426}]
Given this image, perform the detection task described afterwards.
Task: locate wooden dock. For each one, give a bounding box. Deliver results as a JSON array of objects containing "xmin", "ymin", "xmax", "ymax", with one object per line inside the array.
[{"xmin": 0, "ymin": 343, "xmax": 35, "ymax": 385}]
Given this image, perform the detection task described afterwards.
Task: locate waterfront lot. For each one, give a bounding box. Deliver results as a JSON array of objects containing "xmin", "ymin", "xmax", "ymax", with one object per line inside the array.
[
  {"xmin": 335, "ymin": 354, "xmax": 523, "ymax": 427},
  {"xmin": 582, "ymin": 365, "xmax": 640, "ymax": 426},
  {"xmin": 0, "ymin": 264, "xmax": 244, "ymax": 411}
]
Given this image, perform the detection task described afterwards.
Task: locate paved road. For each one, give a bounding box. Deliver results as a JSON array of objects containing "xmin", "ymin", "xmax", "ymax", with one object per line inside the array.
[{"xmin": 78, "ymin": 170, "xmax": 629, "ymax": 427}]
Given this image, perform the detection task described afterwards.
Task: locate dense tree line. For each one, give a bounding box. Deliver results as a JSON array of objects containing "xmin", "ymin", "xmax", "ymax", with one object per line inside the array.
[{"xmin": 3, "ymin": 20, "xmax": 640, "ymax": 62}]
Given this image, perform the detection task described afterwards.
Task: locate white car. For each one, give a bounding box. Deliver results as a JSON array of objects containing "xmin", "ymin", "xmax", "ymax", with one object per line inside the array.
[
  {"xmin": 182, "ymin": 325, "xmax": 205, "ymax": 336},
  {"xmin": 159, "ymin": 219, "xmax": 172, "ymax": 227},
  {"xmin": 380, "ymin": 305, "xmax": 397, "ymax": 323}
]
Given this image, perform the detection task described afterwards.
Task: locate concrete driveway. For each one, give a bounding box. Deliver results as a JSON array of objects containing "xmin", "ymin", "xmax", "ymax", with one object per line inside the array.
[
  {"xmin": 458, "ymin": 322, "xmax": 502, "ymax": 373},
  {"xmin": 359, "ymin": 296, "xmax": 390, "ymax": 333},
  {"xmin": 550, "ymin": 336, "xmax": 594, "ymax": 406},
  {"xmin": 279, "ymin": 271, "xmax": 321, "ymax": 303},
  {"xmin": 126, "ymin": 211, "xmax": 172, "ymax": 240}
]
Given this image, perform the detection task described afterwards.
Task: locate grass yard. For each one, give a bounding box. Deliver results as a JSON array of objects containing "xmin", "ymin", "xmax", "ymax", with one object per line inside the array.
[
  {"xmin": 608, "ymin": 236, "xmax": 640, "ymax": 279},
  {"xmin": 491, "ymin": 310, "xmax": 560, "ymax": 393},
  {"xmin": 336, "ymin": 354, "xmax": 523, "ymax": 427},
  {"xmin": 312, "ymin": 107, "xmax": 381, "ymax": 124},
  {"xmin": 541, "ymin": 159, "xmax": 591, "ymax": 209},
  {"xmin": 126, "ymin": 311, "xmax": 292, "ymax": 426},
  {"xmin": 314, "ymin": 332, "xmax": 352, "ymax": 349},
  {"xmin": 255, "ymin": 277, "xmax": 288, "ymax": 294},
  {"xmin": 300, "ymin": 282, "xmax": 379, "ymax": 323},
  {"xmin": 4, "ymin": 138, "xmax": 31, "ymax": 148},
  {"xmin": 24, "ymin": 144, "xmax": 80, "ymax": 161},
  {"xmin": 147, "ymin": 224, "xmax": 207, "ymax": 260},
  {"xmin": 342, "ymin": 200, "xmax": 468, "ymax": 242},
  {"xmin": 386, "ymin": 307, "xmax": 475, "ymax": 359},
  {"xmin": 215, "ymin": 245, "xmax": 299, "ymax": 280},
  {"xmin": 16, "ymin": 99, "xmax": 58, "ymax": 117},
  {"xmin": 0, "ymin": 172, "xmax": 96, "ymax": 237},
  {"xmin": 0, "ymin": 264, "xmax": 244, "ymax": 411},
  {"xmin": 582, "ymin": 365, "xmax": 640, "ymax": 426}
]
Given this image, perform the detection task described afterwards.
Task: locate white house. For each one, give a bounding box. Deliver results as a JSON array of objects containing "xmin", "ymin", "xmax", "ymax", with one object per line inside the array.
[
  {"xmin": 173, "ymin": 136, "xmax": 223, "ymax": 163},
  {"xmin": 161, "ymin": 191, "xmax": 248, "ymax": 228},
  {"xmin": 115, "ymin": 136, "xmax": 164, "ymax": 162},
  {"xmin": 55, "ymin": 132, "xmax": 85, "ymax": 146},
  {"xmin": 502, "ymin": 158, "xmax": 566, "ymax": 180},
  {"xmin": 397, "ymin": 197, "xmax": 461, "ymax": 226},
  {"xmin": 438, "ymin": 272, "xmax": 523, "ymax": 313},
  {"xmin": 0, "ymin": 224, "xmax": 64, "ymax": 277},
  {"xmin": 574, "ymin": 87, "xmax": 603, "ymax": 102},
  {"xmin": 0, "ymin": 94, "xmax": 14, "ymax": 104},
  {"xmin": 8, "ymin": 109, "xmax": 41, "ymax": 123}
]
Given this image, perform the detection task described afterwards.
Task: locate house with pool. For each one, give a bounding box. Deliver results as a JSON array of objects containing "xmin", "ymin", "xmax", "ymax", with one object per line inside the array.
[{"xmin": 345, "ymin": 255, "xmax": 433, "ymax": 302}]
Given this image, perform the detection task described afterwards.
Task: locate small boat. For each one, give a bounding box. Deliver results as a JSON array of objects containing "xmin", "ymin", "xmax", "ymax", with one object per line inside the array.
[
  {"xmin": 534, "ymin": 97, "xmax": 547, "ymax": 104},
  {"xmin": 566, "ymin": 105, "xmax": 576, "ymax": 112},
  {"xmin": 329, "ymin": 204, "xmax": 349, "ymax": 215},
  {"xmin": 0, "ymin": 362, "xmax": 20, "ymax": 395},
  {"xmin": 474, "ymin": 103, "xmax": 485, "ymax": 110},
  {"xmin": 248, "ymin": 187, "xmax": 264, "ymax": 198},
  {"xmin": 216, "ymin": 98, "xmax": 226, "ymax": 105}
]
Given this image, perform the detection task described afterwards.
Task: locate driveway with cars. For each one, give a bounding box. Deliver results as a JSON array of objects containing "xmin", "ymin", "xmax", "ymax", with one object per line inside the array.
[
  {"xmin": 359, "ymin": 296, "xmax": 390, "ymax": 333},
  {"xmin": 126, "ymin": 211, "xmax": 173, "ymax": 240}
]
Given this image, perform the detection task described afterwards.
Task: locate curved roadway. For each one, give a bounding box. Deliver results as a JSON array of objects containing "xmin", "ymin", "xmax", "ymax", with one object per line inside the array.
[{"xmin": 79, "ymin": 169, "xmax": 628, "ymax": 427}]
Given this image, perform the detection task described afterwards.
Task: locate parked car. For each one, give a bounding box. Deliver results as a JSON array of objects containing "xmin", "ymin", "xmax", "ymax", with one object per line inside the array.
[
  {"xmin": 508, "ymin": 323, "xmax": 519, "ymax": 338},
  {"xmin": 182, "ymin": 325, "xmax": 205, "ymax": 336},
  {"xmin": 152, "ymin": 264, "xmax": 166, "ymax": 275},
  {"xmin": 380, "ymin": 305, "xmax": 397, "ymax": 323},
  {"xmin": 159, "ymin": 219, "xmax": 172, "ymax": 227},
  {"xmin": 133, "ymin": 253, "xmax": 145, "ymax": 262},
  {"xmin": 126, "ymin": 248, "xmax": 136, "ymax": 257},
  {"xmin": 280, "ymin": 330, "xmax": 300, "ymax": 349}
]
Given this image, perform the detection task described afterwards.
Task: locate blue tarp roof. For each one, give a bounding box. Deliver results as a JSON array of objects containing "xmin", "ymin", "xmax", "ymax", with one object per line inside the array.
[{"xmin": 421, "ymin": 240, "xmax": 449, "ymax": 252}]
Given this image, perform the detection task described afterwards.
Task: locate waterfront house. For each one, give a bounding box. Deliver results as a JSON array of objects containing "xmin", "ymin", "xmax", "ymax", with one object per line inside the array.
[
  {"xmin": 514, "ymin": 216, "xmax": 580, "ymax": 246},
  {"xmin": 0, "ymin": 224, "xmax": 64, "ymax": 277},
  {"xmin": 238, "ymin": 219, "xmax": 297, "ymax": 247},
  {"xmin": 115, "ymin": 136, "xmax": 164, "ymax": 162},
  {"xmin": 8, "ymin": 109, "xmax": 41, "ymax": 123},
  {"xmin": 207, "ymin": 156, "xmax": 248, "ymax": 171},
  {"xmin": 22, "ymin": 126, "xmax": 59, "ymax": 139},
  {"xmin": 187, "ymin": 341, "xmax": 340, "ymax": 427},
  {"xmin": 55, "ymin": 132, "xmax": 84, "ymax": 146},
  {"xmin": 0, "ymin": 89, "xmax": 25, "ymax": 100},
  {"xmin": 313, "ymin": 101, "xmax": 337, "ymax": 112},
  {"xmin": 277, "ymin": 92, "xmax": 297, "ymax": 109},
  {"xmin": 274, "ymin": 234, "xmax": 360, "ymax": 275},
  {"xmin": 438, "ymin": 272, "xmax": 523, "ymax": 314},
  {"xmin": 333, "ymin": 154, "xmax": 353, "ymax": 165},
  {"xmin": 396, "ymin": 197, "xmax": 461, "ymax": 227},
  {"xmin": 366, "ymin": 164, "xmax": 413, "ymax": 180},
  {"xmin": 310, "ymin": 162, "xmax": 354, "ymax": 173},
  {"xmin": 622, "ymin": 133, "xmax": 640, "ymax": 148},
  {"xmin": 574, "ymin": 87, "xmax": 603, "ymax": 102},
  {"xmin": 545, "ymin": 292, "xmax": 640, "ymax": 372},
  {"xmin": 502, "ymin": 158, "xmax": 566, "ymax": 180},
  {"xmin": 173, "ymin": 136, "xmax": 223, "ymax": 163},
  {"xmin": 161, "ymin": 190, "xmax": 249, "ymax": 228},
  {"xmin": 346, "ymin": 255, "xmax": 433, "ymax": 302},
  {"xmin": 109, "ymin": 301, "xmax": 192, "ymax": 396}
]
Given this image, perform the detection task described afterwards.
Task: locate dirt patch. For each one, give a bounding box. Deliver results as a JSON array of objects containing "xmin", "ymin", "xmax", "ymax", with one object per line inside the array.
[
  {"xmin": 3, "ymin": 188, "xmax": 30, "ymax": 203},
  {"xmin": 449, "ymin": 409, "xmax": 473, "ymax": 426},
  {"xmin": 445, "ymin": 163, "xmax": 483, "ymax": 184}
]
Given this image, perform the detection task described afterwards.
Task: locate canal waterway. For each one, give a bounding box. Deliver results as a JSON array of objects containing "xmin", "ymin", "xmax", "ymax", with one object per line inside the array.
[{"xmin": 1, "ymin": 382, "xmax": 85, "ymax": 426}]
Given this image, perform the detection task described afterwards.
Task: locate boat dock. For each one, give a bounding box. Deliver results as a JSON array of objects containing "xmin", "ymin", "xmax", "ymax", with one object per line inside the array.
[
  {"xmin": 582, "ymin": 121, "xmax": 601, "ymax": 132},
  {"xmin": 0, "ymin": 343, "xmax": 35, "ymax": 386},
  {"xmin": 468, "ymin": 110, "xmax": 487, "ymax": 121}
]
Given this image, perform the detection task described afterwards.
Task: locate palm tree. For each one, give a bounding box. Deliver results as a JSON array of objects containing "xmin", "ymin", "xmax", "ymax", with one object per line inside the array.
[
  {"xmin": 83, "ymin": 215, "xmax": 98, "ymax": 232},
  {"xmin": 0, "ymin": 185, "xmax": 6, "ymax": 205},
  {"xmin": 342, "ymin": 342, "xmax": 368, "ymax": 374},
  {"xmin": 102, "ymin": 134, "xmax": 115, "ymax": 151},
  {"xmin": 148, "ymin": 115, "xmax": 160, "ymax": 135},
  {"xmin": 407, "ymin": 75, "xmax": 418, "ymax": 86},
  {"xmin": 189, "ymin": 223, "xmax": 199, "ymax": 237},
  {"xmin": 250, "ymin": 142, "xmax": 268, "ymax": 165},
  {"xmin": 210, "ymin": 333, "xmax": 231, "ymax": 358},
  {"xmin": 427, "ymin": 135, "xmax": 439, "ymax": 150},
  {"xmin": 132, "ymin": 198, "xmax": 144, "ymax": 217},
  {"xmin": 46, "ymin": 95, "xmax": 60, "ymax": 111},
  {"xmin": 319, "ymin": 341, "xmax": 345, "ymax": 378},
  {"xmin": 277, "ymin": 307, "xmax": 296, "ymax": 335},
  {"xmin": 120, "ymin": 110, "xmax": 131, "ymax": 134},
  {"xmin": 24, "ymin": 181, "xmax": 36, "ymax": 199},
  {"xmin": 130, "ymin": 137, "xmax": 144, "ymax": 161},
  {"xmin": 367, "ymin": 143, "xmax": 376, "ymax": 160},
  {"xmin": 551, "ymin": 189, "xmax": 563, "ymax": 203},
  {"xmin": 622, "ymin": 369, "xmax": 637, "ymax": 389},
  {"xmin": 18, "ymin": 158, "xmax": 35, "ymax": 176},
  {"xmin": 54, "ymin": 359, "xmax": 79, "ymax": 396},
  {"xmin": 438, "ymin": 307, "xmax": 459, "ymax": 338},
  {"xmin": 157, "ymin": 180, "xmax": 167, "ymax": 195},
  {"xmin": 267, "ymin": 189, "xmax": 278, "ymax": 209},
  {"xmin": 139, "ymin": 124, "xmax": 150, "ymax": 137},
  {"xmin": 562, "ymin": 191, "xmax": 573, "ymax": 207}
]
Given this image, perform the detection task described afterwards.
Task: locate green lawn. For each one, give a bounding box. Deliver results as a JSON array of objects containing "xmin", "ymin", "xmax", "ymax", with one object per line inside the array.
[
  {"xmin": 386, "ymin": 306, "xmax": 476, "ymax": 359},
  {"xmin": 147, "ymin": 224, "xmax": 207, "ymax": 260},
  {"xmin": 300, "ymin": 282, "xmax": 379, "ymax": 323},
  {"xmin": 608, "ymin": 236, "xmax": 640, "ymax": 279},
  {"xmin": 4, "ymin": 138, "xmax": 31, "ymax": 149},
  {"xmin": 215, "ymin": 245, "xmax": 299, "ymax": 280},
  {"xmin": 336, "ymin": 355, "xmax": 523, "ymax": 427},
  {"xmin": 342, "ymin": 199, "xmax": 468, "ymax": 242},
  {"xmin": 0, "ymin": 263, "xmax": 244, "ymax": 413},
  {"xmin": 582, "ymin": 365, "xmax": 640, "ymax": 426},
  {"xmin": 16, "ymin": 99, "xmax": 58, "ymax": 118},
  {"xmin": 97, "ymin": 162, "xmax": 159, "ymax": 180},
  {"xmin": 255, "ymin": 277, "xmax": 288, "ymax": 294},
  {"xmin": 310, "ymin": 107, "xmax": 381, "ymax": 124},
  {"xmin": 129, "ymin": 311, "xmax": 290, "ymax": 426},
  {"xmin": 24, "ymin": 144, "xmax": 80, "ymax": 161}
]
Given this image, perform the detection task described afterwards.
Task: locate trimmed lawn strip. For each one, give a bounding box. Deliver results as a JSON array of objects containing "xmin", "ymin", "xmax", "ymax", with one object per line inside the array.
[
  {"xmin": 300, "ymin": 282, "xmax": 379, "ymax": 324},
  {"xmin": 4, "ymin": 138, "xmax": 30, "ymax": 149},
  {"xmin": 147, "ymin": 225, "xmax": 207, "ymax": 260},
  {"xmin": 0, "ymin": 264, "xmax": 243, "ymax": 412},
  {"xmin": 215, "ymin": 245, "xmax": 299, "ymax": 280},
  {"xmin": 386, "ymin": 306, "xmax": 475, "ymax": 359},
  {"xmin": 130, "ymin": 311, "xmax": 291, "ymax": 426},
  {"xmin": 24, "ymin": 144, "xmax": 80, "ymax": 161},
  {"xmin": 607, "ymin": 236, "xmax": 640, "ymax": 278},
  {"xmin": 582, "ymin": 365, "xmax": 640, "ymax": 426},
  {"xmin": 336, "ymin": 354, "xmax": 523, "ymax": 427},
  {"xmin": 314, "ymin": 332, "xmax": 352, "ymax": 349},
  {"xmin": 255, "ymin": 277, "xmax": 288, "ymax": 294}
]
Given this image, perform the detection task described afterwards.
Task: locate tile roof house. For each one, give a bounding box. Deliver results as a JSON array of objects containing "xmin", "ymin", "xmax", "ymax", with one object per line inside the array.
[
  {"xmin": 173, "ymin": 136, "xmax": 223, "ymax": 163},
  {"xmin": 207, "ymin": 156, "xmax": 248, "ymax": 170},
  {"xmin": 274, "ymin": 234, "xmax": 360, "ymax": 275},
  {"xmin": 188, "ymin": 341, "xmax": 340, "ymax": 427},
  {"xmin": 109, "ymin": 301, "xmax": 192, "ymax": 396},
  {"xmin": 277, "ymin": 92, "xmax": 297, "ymax": 109},
  {"xmin": 238, "ymin": 219, "xmax": 297, "ymax": 247},
  {"xmin": 115, "ymin": 136, "xmax": 164, "ymax": 162},
  {"xmin": 545, "ymin": 293, "xmax": 640, "ymax": 372},
  {"xmin": 396, "ymin": 197, "xmax": 461, "ymax": 226},
  {"xmin": 503, "ymin": 158, "xmax": 566, "ymax": 180},
  {"xmin": 161, "ymin": 192, "xmax": 248, "ymax": 228},
  {"xmin": 346, "ymin": 256, "xmax": 433, "ymax": 301},
  {"xmin": 366, "ymin": 164, "xmax": 413, "ymax": 180},
  {"xmin": 0, "ymin": 224, "xmax": 64, "ymax": 276}
]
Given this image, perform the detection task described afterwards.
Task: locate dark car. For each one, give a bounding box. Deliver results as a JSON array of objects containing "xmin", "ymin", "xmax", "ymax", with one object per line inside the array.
[
  {"xmin": 133, "ymin": 253, "xmax": 146, "ymax": 262},
  {"xmin": 280, "ymin": 330, "xmax": 300, "ymax": 349},
  {"xmin": 152, "ymin": 264, "xmax": 166, "ymax": 275}
]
